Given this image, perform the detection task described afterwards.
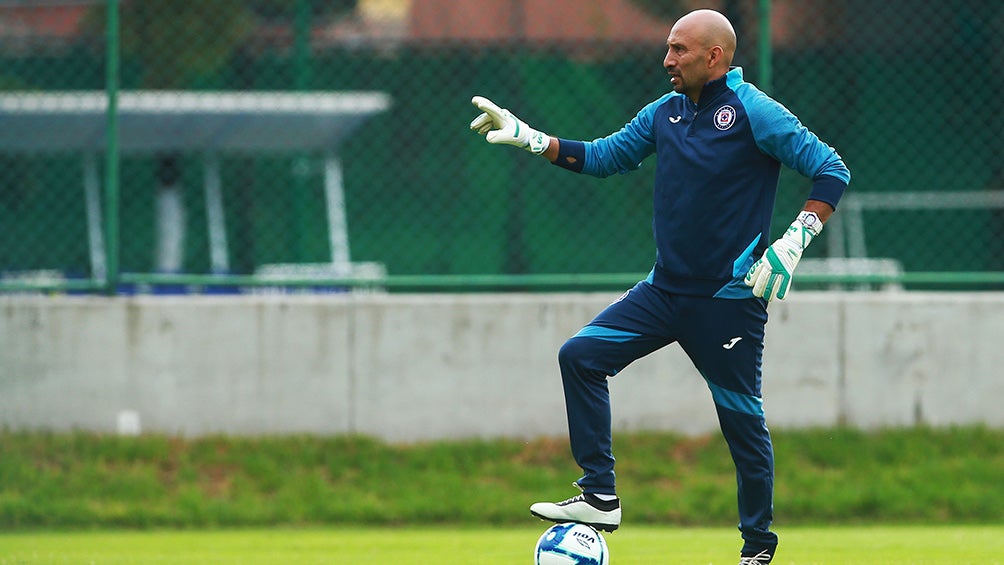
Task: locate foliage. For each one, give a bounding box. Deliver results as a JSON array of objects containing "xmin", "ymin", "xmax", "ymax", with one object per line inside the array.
[
  {"xmin": 245, "ymin": 0, "xmax": 357, "ymax": 21},
  {"xmin": 626, "ymin": 0, "xmax": 687, "ymax": 21},
  {"xmin": 120, "ymin": 0, "xmax": 252, "ymax": 89},
  {"xmin": 1, "ymin": 427, "xmax": 1002, "ymax": 529}
]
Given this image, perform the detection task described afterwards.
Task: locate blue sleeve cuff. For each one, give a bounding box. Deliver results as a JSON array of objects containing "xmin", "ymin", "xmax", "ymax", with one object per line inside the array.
[
  {"xmin": 550, "ymin": 139, "xmax": 586, "ymax": 173},
  {"xmin": 808, "ymin": 174, "xmax": 848, "ymax": 210}
]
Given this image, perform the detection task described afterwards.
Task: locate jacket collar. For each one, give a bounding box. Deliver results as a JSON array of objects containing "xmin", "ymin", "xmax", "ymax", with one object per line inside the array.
[{"xmin": 696, "ymin": 66, "xmax": 742, "ymax": 109}]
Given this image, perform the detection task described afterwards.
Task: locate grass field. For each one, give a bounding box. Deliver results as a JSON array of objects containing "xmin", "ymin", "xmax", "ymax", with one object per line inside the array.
[
  {"xmin": 5, "ymin": 428, "xmax": 1003, "ymax": 530},
  {"xmin": 3, "ymin": 429, "xmax": 1002, "ymax": 563},
  {"xmin": 2, "ymin": 525, "xmax": 1002, "ymax": 564}
]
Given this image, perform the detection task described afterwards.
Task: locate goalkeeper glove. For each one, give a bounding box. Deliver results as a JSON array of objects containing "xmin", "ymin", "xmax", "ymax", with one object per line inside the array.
[
  {"xmin": 745, "ymin": 211, "xmax": 823, "ymax": 301},
  {"xmin": 469, "ymin": 96, "xmax": 550, "ymax": 154}
]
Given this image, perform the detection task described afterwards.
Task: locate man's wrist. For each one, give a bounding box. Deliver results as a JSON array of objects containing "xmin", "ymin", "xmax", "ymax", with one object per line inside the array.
[
  {"xmin": 550, "ymin": 139, "xmax": 585, "ymax": 172},
  {"xmin": 795, "ymin": 210, "xmax": 822, "ymax": 237},
  {"xmin": 781, "ymin": 212, "xmax": 822, "ymax": 250},
  {"xmin": 527, "ymin": 129, "xmax": 550, "ymax": 154}
]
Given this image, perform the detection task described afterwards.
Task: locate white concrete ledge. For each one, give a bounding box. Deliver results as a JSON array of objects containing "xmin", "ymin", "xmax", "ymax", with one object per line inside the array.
[{"xmin": 2, "ymin": 292, "xmax": 1002, "ymax": 440}]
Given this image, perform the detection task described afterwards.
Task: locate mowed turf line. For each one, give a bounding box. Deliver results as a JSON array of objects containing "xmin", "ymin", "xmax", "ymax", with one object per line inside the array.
[{"xmin": 1, "ymin": 525, "xmax": 1002, "ymax": 564}]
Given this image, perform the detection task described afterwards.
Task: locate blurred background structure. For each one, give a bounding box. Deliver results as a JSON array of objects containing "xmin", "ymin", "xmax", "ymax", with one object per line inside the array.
[{"xmin": 1, "ymin": 0, "xmax": 1002, "ymax": 293}]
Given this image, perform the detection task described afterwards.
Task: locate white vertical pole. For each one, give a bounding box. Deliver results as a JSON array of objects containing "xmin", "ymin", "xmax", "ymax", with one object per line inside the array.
[
  {"xmin": 324, "ymin": 152, "xmax": 351, "ymax": 272},
  {"xmin": 825, "ymin": 209, "xmax": 846, "ymax": 259},
  {"xmin": 844, "ymin": 199, "xmax": 869, "ymax": 259},
  {"xmin": 204, "ymin": 152, "xmax": 229, "ymax": 274},
  {"xmin": 84, "ymin": 153, "xmax": 107, "ymax": 282},
  {"xmin": 155, "ymin": 185, "xmax": 185, "ymax": 273}
]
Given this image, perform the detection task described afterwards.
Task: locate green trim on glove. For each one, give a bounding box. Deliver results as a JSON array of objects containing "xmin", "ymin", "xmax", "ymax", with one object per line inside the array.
[
  {"xmin": 744, "ymin": 214, "xmax": 823, "ymax": 302},
  {"xmin": 469, "ymin": 96, "xmax": 551, "ymax": 155}
]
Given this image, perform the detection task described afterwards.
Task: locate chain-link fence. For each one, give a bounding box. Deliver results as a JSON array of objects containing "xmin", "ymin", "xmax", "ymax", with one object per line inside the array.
[{"xmin": 1, "ymin": 0, "xmax": 1001, "ymax": 293}]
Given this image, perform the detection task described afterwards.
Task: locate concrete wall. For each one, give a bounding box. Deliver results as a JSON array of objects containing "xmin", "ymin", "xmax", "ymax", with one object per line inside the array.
[{"xmin": 2, "ymin": 292, "xmax": 1003, "ymax": 441}]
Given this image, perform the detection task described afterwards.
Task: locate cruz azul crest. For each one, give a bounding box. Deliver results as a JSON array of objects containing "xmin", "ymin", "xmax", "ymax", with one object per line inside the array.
[{"xmin": 714, "ymin": 105, "xmax": 737, "ymax": 130}]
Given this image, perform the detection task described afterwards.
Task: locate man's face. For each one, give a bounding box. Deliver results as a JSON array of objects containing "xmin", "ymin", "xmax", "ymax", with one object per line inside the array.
[{"xmin": 663, "ymin": 25, "xmax": 711, "ymax": 101}]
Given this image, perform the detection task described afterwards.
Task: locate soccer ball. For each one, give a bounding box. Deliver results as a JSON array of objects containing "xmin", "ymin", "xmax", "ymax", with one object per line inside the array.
[{"xmin": 534, "ymin": 522, "xmax": 609, "ymax": 565}]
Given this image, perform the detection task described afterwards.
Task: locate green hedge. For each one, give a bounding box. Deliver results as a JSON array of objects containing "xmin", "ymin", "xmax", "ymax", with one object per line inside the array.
[{"xmin": 2, "ymin": 427, "xmax": 1002, "ymax": 529}]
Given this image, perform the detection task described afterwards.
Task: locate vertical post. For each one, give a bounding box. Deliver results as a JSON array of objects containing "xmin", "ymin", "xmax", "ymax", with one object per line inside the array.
[
  {"xmin": 293, "ymin": 0, "xmax": 312, "ymax": 91},
  {"xmin": 203, "ymin": 153, "xmax": 230, "ymax": 274},
  {"xmin": 757, "ymin": 0, "xmax": 773, "ymax": 94},
  {"xmin": 104, "ymin": 0, "xmax": 121, "ymax": 293},
  {"xmin": 324, "ymin": 153, "xmax": 351, "ymax": 271},
  {"xmin": 292, "ymin": 0, "xmax": 311, "ymax": 263},
  {"xmin": 84, "ymin": 154, "xmax": 107, "ymax": 282},
  {"xmin": 291, "ymin": 0, "xmax": 309, "ymax": 262}
]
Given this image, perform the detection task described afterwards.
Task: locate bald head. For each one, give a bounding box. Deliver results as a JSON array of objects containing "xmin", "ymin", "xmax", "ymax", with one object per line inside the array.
[
  {"xmin": 674, "ymin": 9, "xmax": 736, "ymax": 67},
  {"xmin": 663, "ymin": 9, "xmax": 737, "ymax": 101}
]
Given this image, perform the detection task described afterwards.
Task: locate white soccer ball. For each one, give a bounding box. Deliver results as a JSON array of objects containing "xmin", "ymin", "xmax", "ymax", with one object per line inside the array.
[{"xmin": 534, "ymin": 522, "xmax": 610, "ymax": 565}]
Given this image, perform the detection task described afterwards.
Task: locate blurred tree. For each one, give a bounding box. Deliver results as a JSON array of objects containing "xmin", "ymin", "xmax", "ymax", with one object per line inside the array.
[
  {"xmin": 626, "ymin": 0, "xmax": 686, "ymax": 21},
  {"xmin": 82, "ymin": 0, "xmax": 358, "ymax": 273},
  {"xmin": 246, "ymin": 0, "xmax": 356, "ymax": 21},
  {"xmin": 83, "ymin": 0, "xmax": 358, "ymax": 86}
]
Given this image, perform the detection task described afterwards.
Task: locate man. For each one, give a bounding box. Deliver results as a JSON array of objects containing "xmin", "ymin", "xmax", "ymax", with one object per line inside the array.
[{"xmin": 469, "ymin": 9, "xmax": 849, "ymax": 565}]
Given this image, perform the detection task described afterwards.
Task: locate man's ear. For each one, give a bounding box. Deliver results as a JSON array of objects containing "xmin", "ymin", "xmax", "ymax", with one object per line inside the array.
[{"xmin": 708, "ymin": 45, "xmax": 724, "ymax": 68}]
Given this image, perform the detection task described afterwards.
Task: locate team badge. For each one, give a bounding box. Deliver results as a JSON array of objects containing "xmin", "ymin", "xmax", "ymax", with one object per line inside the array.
[{"xmin": 714, "ymin": 105, "xmax": 737, "ymax": 130}]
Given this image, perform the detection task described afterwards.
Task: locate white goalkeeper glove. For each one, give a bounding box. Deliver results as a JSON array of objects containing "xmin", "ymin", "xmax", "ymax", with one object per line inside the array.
[
  {"xmin": 469, "ymin": 96, "xmax": 551, "ymax": 154},
  {"xmin": 745, "ymin": 211, "xmax": 823, "ymax": 301}
]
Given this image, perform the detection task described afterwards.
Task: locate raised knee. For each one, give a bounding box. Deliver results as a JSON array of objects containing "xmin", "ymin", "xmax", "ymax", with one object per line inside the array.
[{"xmin": 558, "ymin": 337, "xmax": 594, "ymax": 371}]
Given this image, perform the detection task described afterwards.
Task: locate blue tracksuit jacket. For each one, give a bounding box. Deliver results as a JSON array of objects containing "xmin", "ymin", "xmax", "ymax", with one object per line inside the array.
[{"xmin": 553, "ymin": 67, "xmax": 850, "ymax": 298}]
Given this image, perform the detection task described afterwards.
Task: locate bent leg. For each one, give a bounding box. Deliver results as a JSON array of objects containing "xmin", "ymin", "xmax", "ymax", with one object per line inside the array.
[{"xmin": 558, "ymin": 283, "xmax": 674, "ymax": 494}]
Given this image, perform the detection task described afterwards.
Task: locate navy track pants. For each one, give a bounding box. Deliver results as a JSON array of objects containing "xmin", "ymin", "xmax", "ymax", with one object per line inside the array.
[{"xmin": 557, "ymin": 281, "xmax": 777, "ymax": 552}]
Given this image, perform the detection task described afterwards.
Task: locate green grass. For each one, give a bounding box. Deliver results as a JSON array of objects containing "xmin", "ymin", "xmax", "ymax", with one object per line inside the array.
[
  {"xmin": 2, "ymin": 427, "xmax": 1003, "ymax": 529},
  {"xmin": 1, "ymin": 525, "xmax": 1002, "ymax": 564},
  {"xmin": 2, "ymin": 428, "xmax": 1003, "ymax": 563}
]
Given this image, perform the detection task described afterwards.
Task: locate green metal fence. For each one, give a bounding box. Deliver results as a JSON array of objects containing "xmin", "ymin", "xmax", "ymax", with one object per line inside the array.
[{"xmin": 1, "ymin": 0, "xmax": 1002, "ymax": 293}]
